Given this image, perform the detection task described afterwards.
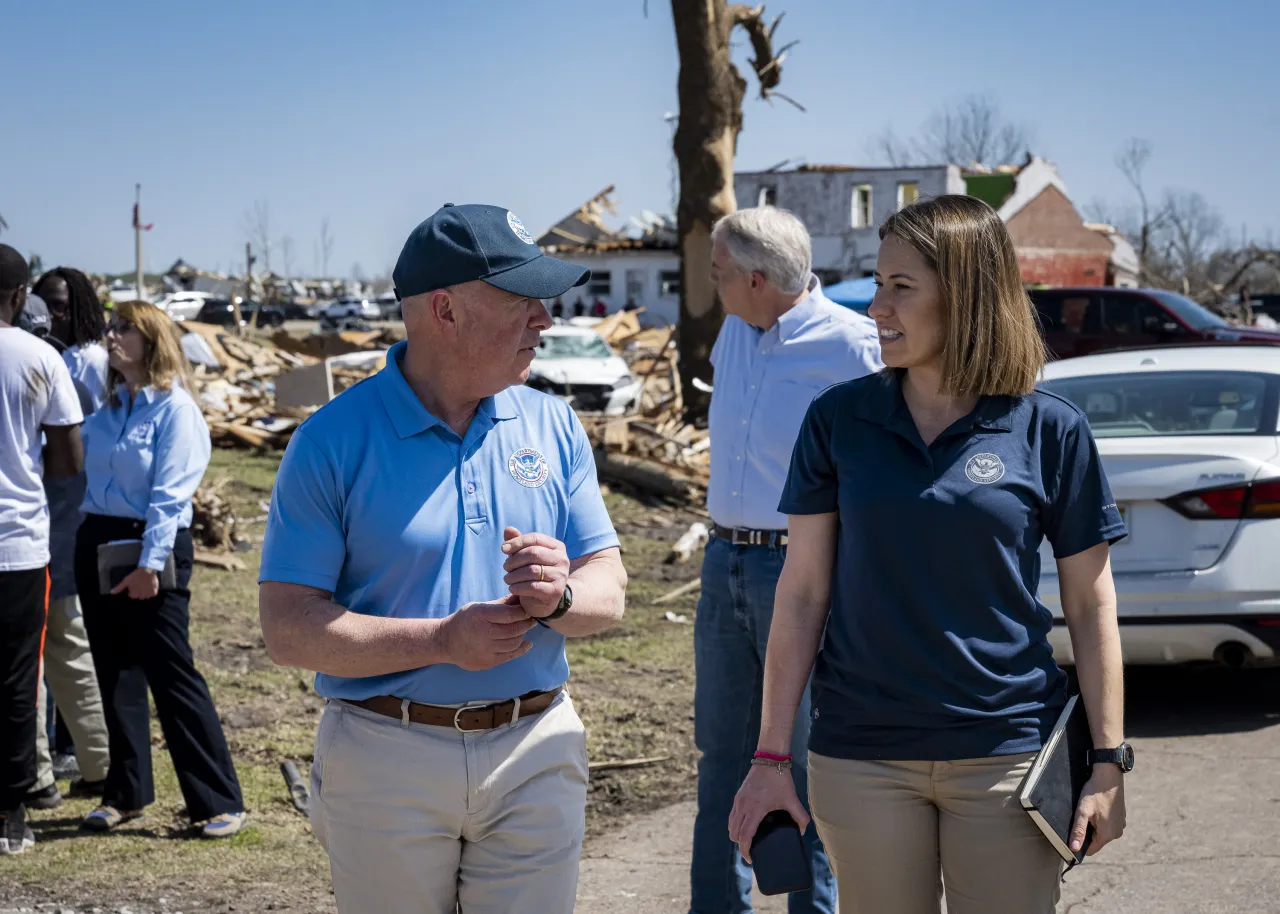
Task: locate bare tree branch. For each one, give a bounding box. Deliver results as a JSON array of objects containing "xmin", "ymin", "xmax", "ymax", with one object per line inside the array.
[
  {"xmin": 242, "ymin": 199, "xmax": 272, "ymax": 275},
  {"xmin": 318, "ymin": 217, "xmax": 334, "ymax": 278},
  {"xmin": 726, "ymin": 4, "xmax": 794, "ymax": 100},
  {"xmin": 870, "ymin": 94, "xmax": 1030, "ymax": 168}
]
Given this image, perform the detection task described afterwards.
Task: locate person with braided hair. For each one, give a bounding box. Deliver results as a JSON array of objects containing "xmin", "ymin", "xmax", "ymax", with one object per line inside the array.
[{"xmin": 33, "ymin": 268, "xmax": 108, "ymax": 410}]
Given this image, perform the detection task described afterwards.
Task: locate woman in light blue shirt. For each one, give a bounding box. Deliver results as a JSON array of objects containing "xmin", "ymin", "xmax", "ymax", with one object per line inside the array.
[{"xmin": 73, "ymin": 300, "xmax": 245, "ymax": 839}]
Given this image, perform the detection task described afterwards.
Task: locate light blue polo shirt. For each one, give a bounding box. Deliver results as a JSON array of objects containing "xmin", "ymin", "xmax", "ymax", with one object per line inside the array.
[{"xmin": 260, "ymin": 341, "xmax": 620, "ymax": 704}]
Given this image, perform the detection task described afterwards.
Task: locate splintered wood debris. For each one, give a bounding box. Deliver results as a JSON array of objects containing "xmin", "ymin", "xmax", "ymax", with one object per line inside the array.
[
  {"xmin": 181, "ymin": 321, "xmax": 401, "ymax": 451},
  {"xmin": 582, "ymin": 315, "xmax": 709, "ymax": 505},
  {"xmin": 185, "ymin": 316, "xmax": 707, "ymax": 505}
]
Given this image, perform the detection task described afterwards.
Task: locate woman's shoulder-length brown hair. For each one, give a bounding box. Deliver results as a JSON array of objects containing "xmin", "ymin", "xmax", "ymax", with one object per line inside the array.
[
  {"xmin": 879, "ymin": 194, "xmax": 1045, "ymax": 397},
  {"xmin": 107, "ymin": 299, "xmax": 192, "ymax": 405}
]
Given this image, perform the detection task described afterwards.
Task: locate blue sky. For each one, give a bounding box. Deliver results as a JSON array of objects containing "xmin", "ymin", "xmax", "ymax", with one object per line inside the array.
[{"xmin": 6, "ymin": 0, "xmax": 1277, "ymax": 276}]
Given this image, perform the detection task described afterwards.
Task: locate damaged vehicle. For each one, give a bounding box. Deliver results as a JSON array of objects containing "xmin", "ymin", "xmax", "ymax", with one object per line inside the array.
[{"xmin": 526, "ymin": 325, "xmax": 641, "ymax": 415}]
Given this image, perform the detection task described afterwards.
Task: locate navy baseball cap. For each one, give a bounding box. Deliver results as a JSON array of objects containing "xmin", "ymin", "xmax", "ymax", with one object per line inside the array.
[{"xmin": 393, "ymin": 204, "xmax": 589, "ymax": 301}]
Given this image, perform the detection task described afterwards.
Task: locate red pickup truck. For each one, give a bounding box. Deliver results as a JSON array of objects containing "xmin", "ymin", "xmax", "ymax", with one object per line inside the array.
[{"xmin": 1029, "ymin": 287, "xmax": 1280, "ymax": 360}]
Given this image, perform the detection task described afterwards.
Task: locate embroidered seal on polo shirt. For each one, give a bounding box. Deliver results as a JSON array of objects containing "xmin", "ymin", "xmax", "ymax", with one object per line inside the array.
[
  {"xmin": 509, "ymin": 447, "xmax": 550, "ymax": 487},
  {"xmin": 965, "ymin": 453, "xmax": 1005, "ymax": 485},
  {"xmin": 507, "ymin": 211, "xmax": 535, "ymax": 245}
]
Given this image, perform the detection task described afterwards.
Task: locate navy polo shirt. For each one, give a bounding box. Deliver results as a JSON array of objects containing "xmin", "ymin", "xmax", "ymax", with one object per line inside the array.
[
  {"xmin": 780, "ymin": 372, "xmax": 1126, "ymax": 761},
  {"xmin": 260, "ymin": 341, "xmax": 620, "ymax": 704}
]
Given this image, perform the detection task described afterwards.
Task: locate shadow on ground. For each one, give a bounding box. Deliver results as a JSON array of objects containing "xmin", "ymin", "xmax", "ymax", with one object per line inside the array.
[{"xmin": 1123, "ymin": 665, "xmax": 1280, "ymax": 738}]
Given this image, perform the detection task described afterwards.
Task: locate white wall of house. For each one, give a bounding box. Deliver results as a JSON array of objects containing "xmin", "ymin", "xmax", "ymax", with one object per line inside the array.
[
  {"xmin": 544, "ymin": 249, "xmax": 682, "ymax": 326},
  {"xmin": 734, "ymin": 165, "xmax": 965, "ymax": 278}
]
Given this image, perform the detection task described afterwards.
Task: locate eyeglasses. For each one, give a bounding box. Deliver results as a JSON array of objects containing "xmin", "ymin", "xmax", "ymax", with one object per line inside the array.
[{"xmin": 105, "ymin": 320, "xmax": 136, "ymax": 337}]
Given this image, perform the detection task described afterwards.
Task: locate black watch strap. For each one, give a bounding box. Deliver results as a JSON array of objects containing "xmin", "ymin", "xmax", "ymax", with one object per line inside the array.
[
  {"xmin": 1087, "ymin": 743, "xmax": 1134, "ymax": 772},
  {"xmin": 535, "ymin": 584, "xmax": 573, "ymax": 628}
]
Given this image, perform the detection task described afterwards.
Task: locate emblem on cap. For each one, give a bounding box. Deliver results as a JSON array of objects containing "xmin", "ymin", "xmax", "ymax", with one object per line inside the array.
[
  {"xmin": 965, "ymin": 453, "xmax": 1005, "ymax": 485},
  {"xmin": 507, "ymin": 211, "xmax": 535, "ymax": 245},
  {"xmin": 509, "ymin": 447, "xmax": 550, "ymax": 488}
]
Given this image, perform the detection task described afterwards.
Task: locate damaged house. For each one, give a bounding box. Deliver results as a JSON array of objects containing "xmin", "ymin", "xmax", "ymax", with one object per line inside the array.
[
  {"xmin": 537, "ymin": 186, "xmax": 680, "ymax": 326},
  {"xmin": 734, "ymin": 157, "xmax": 1137, "ymax": 289}
]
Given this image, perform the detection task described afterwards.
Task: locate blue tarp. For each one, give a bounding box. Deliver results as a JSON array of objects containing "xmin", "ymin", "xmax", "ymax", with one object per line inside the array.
[{"xmin": 824, "ymin": 276, "xmax": 877, "ymax": 310}]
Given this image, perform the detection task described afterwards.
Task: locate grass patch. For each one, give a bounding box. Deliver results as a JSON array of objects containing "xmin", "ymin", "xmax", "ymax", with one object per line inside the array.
[{"xmin": 3, "ymin": 455, "xmax": 705, "ymax": 912}]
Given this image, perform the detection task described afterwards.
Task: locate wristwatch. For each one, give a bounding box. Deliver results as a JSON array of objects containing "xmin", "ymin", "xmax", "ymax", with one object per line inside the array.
[
  {"xmin": 1087, "ymin": 742, "xmax": 1135, "ymax": 773},
  {"xmin": 535, "ymin": 584, "xmax": 573, "ymax": 628}
]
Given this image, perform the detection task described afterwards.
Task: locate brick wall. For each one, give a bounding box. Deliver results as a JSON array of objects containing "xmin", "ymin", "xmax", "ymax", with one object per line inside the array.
[
  {"xmin": 1007, "ymin": 186, "xmax": 1113, "ymax": 286},
  {"xmin": 1017, "ymin": 250, "xmax": 1111, "ymax": 286}
]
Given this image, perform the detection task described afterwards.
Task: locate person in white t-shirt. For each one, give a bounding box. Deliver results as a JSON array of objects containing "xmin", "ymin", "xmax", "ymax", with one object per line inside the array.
[{"xmin": 0, "ymin": 245, "xmax": 85, "ymax": 856}]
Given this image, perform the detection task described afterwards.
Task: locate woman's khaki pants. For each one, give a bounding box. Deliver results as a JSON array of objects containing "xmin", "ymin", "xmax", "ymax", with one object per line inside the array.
[{"xmin": 809, "ymin": 751, "xmax": 1063, "ymax": 914}]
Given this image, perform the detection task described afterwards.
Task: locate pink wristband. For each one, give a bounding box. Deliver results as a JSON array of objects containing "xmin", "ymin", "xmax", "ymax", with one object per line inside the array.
[{"xmin": 753, "ymin": 750, "xmax": 793, "ymax": 763}]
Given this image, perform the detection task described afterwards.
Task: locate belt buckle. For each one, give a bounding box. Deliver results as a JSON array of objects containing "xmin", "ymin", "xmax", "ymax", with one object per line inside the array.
[{"xmin": 453, "ymin": 702, "xmax": 494, "ymax": 733}]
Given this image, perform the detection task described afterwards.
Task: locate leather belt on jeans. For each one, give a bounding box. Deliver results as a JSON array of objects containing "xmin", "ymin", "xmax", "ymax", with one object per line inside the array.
[
  {"xmin": 711, "ymin": 524, "xmax": 788, "ymax": 547},
  {"xmin": 344, "ymin": 687, "xmax": 562, "ymax": 732}
]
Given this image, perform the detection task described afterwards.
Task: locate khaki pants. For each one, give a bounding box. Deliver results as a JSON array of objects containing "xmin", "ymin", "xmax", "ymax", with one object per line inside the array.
[
  {"xmin": 310, "ymin": 690, "xmax": 589, "ymax": 914},
  {"xmin": 808, "ymin": 751, "xmax": 1063, "ymax": 914},
  {"xmin": 34, "ymin": 596, "xmax": 110, "ymax": 790}
]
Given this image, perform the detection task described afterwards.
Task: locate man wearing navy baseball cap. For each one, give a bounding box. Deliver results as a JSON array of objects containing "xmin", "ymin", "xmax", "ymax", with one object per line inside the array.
[{"xmin": 259, "ymin": 205, "xmax": 627, "ymax": 912}]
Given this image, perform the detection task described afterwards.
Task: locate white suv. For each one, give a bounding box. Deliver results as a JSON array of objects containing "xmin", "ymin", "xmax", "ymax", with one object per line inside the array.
[{"xmin": 324, "ymin": 299, "xmax": 381, "ymax": 321}]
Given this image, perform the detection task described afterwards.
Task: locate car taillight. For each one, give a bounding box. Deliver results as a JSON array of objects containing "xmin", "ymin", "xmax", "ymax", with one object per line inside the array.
[
  {"xmin": 1251, "ymin": 480, "xmax": 1280, "ymax": 518},
  {"xmin": 1163, "ymin": 479, "xmax": 1280, "ymax": 519}
]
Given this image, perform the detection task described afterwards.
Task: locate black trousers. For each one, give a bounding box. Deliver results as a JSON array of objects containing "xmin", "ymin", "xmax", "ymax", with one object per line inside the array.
[
  {"xmin": 0, "ymin": 567, "xmax": 47, "ymax": 810},
  {"xmin": 75, "ymin": 514, "xmax": 243, "ymax": 821}
]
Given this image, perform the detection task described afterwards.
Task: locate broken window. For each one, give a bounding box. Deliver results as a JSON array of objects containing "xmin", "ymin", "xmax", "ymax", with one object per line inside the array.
[
  {"xmin": 587, "ymin": 271, "xmax": 612, "ymax": 296},
  {"xmin": 852, "ymin": 185, "xmax": 873, "ymax": 228},
  {"xmin": 898, "ymin": 182, "xmax": 919, "ymax": 210},
  {"xmin": 625, "ymin": 269, "xmax": 645, "ymax": 301},
  {"xmin": 660, "ymin": 271, "xmax": 681, "ymax": 297},
  {"xmin": 758, "ymin": 185, "xmax": 778, "ymax": 207}
]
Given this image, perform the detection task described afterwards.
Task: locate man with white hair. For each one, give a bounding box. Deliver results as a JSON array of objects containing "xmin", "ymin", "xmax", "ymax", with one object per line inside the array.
[{"xmin": 690, "ymin": 207, "xmax": 881, "ymax": 913}]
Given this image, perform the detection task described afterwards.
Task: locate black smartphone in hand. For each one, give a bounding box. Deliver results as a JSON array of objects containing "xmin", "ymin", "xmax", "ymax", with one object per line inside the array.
[{"xmin": 749, "ymin": 810, "xmax": 812, "ymax": 896}]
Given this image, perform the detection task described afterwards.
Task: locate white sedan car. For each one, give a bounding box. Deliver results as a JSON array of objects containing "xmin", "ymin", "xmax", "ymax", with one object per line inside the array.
[
  {"xmin": 527, "ymin": 325, "xmax": 642, "ymax": 415},
  {"xmin": 1038, "ymin": 346, "xmax": 1280, "ymax": 668},
  {"xmin": 155, "ymin": 291, "xmax": 212, "ymax": 322}
]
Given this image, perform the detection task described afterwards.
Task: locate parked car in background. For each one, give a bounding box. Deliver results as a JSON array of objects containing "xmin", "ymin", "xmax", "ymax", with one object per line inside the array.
[
  {"xmin": 1038, "ymin": 346, "xmax": 1280, "ymax": 668},
  {"xmin": 278, "ymin": 300, "xmax": 320, "ymax": 320},
  {"xmin": 325, "ymin": 298, "xmax": 381, "ymax": 322},
  {"xmin": 526, "ymin": 325, "xmax": 642, "ymax": 415},
  {"xmin": 1031, "ymin": 287, "xmax": 1280, "ymax": 359},
  {"xmin": 155, "ymin": 291, "xmax": 212, "ymax": 322},
  {"xmin": 376, "ymin": 293, "xmax": 401, "ymax": 321},
  {"xmin": 195, "ymin": 298, "xmax": 286, "ymax": 328}
]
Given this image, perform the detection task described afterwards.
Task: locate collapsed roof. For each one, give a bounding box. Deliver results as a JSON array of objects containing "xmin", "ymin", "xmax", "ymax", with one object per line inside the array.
[{"xmin": 538, "ymin": 186, "xmax": 676, "ymax": 253}]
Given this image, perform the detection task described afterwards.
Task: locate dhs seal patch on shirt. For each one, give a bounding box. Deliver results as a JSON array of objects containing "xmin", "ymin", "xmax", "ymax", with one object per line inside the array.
[
  {"xmin": 506, "ymin": 211, "xmax": 535, "ymax": 245},
  {"xmin": 509, "ymin": 447, "xmax": 550, "ymax": 488},
  {"xmin": 965, "ymin": 453, "xmax": 1005, "ymax": 485}
]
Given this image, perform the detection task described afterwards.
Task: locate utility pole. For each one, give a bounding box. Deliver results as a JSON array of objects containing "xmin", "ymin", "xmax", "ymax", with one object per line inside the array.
[
  {"xmin": 134, "ymin": 184, "xmax": 146, "ymax": 301},
  {"xmin": 237, "ymin": 242, "xmax": 252, "ymax": 337}
]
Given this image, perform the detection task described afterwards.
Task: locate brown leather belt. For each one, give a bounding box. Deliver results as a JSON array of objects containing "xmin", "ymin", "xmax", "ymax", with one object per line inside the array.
[
  {"xmin": 711, "ymin": 523, "xmax": 788, "ymax": 547},
  {"xmin": 344, "ymin": 687, "xmax": 562, "ymax": 732}
]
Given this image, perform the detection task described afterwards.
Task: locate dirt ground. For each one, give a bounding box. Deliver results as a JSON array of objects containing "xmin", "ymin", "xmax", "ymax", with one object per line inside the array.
[{"xmin": 0, "ymin": 449, "xmax": 710, "ymax": 913}]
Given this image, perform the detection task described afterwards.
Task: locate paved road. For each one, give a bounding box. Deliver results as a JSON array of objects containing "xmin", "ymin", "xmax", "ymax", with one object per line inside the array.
[{"xmin": 577, "ymin": 666, "xmax": 1280, "ymax": 913}]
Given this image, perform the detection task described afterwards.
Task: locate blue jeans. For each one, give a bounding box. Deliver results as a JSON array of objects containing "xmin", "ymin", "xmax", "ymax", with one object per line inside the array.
[{"xmin": 690, "ymin": 537, "xmax": 836, "ymax": 914}]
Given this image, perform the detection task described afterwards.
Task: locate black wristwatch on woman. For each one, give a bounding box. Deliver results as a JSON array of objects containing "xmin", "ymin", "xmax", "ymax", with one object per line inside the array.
[
  {"xmin": 1087, "ymin": 742, "xmax": 1135, "ymax": 773},
  {"xmin": 535, "ymin": 585, "xmax": 573, "ymax": 628}
]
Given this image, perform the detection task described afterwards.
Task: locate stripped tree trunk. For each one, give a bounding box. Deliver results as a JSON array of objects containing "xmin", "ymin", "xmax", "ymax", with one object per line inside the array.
[{"xmin": 670, "ymin": 1, "xmax": 794, "ymax": 423}]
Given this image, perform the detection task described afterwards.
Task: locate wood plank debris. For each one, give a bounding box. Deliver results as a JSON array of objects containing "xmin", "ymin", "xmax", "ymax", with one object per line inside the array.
[
  {"xmin": 184, "ymin": 317, "xmax": 708, "ymax": 505},
  {"xmin": 587, "ymin": 755, "xmax": 670, "ymax": 773}
]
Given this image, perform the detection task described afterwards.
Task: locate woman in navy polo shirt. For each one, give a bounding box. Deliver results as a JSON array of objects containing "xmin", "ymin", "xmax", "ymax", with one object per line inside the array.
[{"xmin": 729, "ymin": 195, "xmax": 1129, "ymax": 913}]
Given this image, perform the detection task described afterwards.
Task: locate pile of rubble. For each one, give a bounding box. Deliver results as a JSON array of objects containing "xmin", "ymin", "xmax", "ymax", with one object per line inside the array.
[
  {"xmin": 181, "ymin": 323, "xmax": 398, "ymax": 450},
  {"xmin": 581, "ymin": 312, "xmax": 710, "ymax": 505},
  {"xmin": 181, "ymin": 315, "xmax": 708, "ymax": 506}
]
